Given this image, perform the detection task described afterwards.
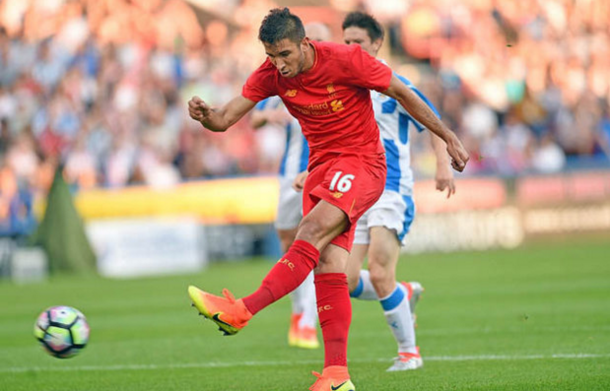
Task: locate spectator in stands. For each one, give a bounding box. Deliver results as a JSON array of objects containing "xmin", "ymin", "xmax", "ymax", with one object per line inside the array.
[{"xmin": 0, "ymin": 0, "xmax": 606, "ymax": 213}]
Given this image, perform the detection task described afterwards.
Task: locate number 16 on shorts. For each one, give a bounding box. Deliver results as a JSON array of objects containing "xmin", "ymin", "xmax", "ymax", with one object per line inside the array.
[{"xmin": 329, "ymin": 171, "xmax": 355, "ymax": 193}]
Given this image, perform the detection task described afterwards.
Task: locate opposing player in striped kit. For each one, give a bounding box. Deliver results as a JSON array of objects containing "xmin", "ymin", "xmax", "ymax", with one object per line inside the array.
[{"xmin": 342, "ymin": 11, "xmax": 456, "ymax": 372}]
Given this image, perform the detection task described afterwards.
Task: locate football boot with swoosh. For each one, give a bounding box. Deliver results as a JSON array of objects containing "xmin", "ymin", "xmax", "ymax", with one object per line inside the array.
[
  {"xmin": 188, "ymin": 286, "xmax": 252, "ymax": 336},
  {"xmin": 309, "ymin": 366, "xmax": 355, "ymax": 391}
]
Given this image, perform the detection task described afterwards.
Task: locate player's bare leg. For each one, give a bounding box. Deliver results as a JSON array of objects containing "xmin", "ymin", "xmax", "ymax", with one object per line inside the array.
[
  {"xmin": 293, "ymin": 200, "xmax": 349, "ymax": 250},
  {"xmin": 349, "ymin": 250, "xmax": 424, "ymax": 316},
  {"xmin": 367, "ymin": 227, "xmax": 401, "ymax": 297},
  {"xmin": 367, "ymin": 227, "xmax": 421, "ymax": 371},
  {"xmin": 347, "ymin": 226, "xmax": 422, "ymax": 371}
]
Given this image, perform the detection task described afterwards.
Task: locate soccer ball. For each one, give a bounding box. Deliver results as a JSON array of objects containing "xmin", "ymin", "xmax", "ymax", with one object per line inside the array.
[{"xmin": 34, "ymin": 306, "xmax": 90, "ymax": 359}]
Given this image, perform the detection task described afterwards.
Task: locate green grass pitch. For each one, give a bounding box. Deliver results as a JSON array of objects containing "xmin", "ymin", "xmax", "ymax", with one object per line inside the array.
[{"xmin": 1, "ymin": 237, "xmax": 609, "ymax": 390}]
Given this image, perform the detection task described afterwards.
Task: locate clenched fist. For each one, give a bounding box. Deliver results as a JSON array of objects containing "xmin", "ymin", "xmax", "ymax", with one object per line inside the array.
[{"xmin": 188, "ymin": 96, "xmax": 212, "ymax": 123}]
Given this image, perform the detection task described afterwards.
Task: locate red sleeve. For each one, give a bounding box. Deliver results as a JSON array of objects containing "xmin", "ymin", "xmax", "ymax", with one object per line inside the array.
[
  {"xmin": 242, "ymin": 60, "xmax": 279, "ymax": 102},
  {"xmin": 343, "ymin": 44, "xmax": 392, "ymax": 92}
]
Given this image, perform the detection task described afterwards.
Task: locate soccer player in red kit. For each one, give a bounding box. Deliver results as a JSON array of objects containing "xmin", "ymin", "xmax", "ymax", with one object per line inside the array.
[{"xmin": 187, "ymin": 8, "xmax": 469, "ymax": 390}]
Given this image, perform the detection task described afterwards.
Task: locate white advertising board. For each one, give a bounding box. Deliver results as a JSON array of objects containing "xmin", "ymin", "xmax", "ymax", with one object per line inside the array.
[
  {"xmin": 87, "ymin": 217, "xmax": 206, "ymax": 278},
  {"xmin": 402, "ymin": 207, "xmax": 525, "ymax": 253}
]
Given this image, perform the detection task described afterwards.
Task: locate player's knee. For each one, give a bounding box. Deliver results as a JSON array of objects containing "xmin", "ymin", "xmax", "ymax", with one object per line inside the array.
[
  {"xmin": 295, "ymin": 222, "xmax": 319, "ymax": 244},
  {"xmin": 368, "ymin": 245, "xmax": 393, "ymax": 266},
  {"xmin": 368, "ymin": 263, "xmax": 394, "ymax": 290},
  {"xmin": 316, "ymin": 252, "xmax": 346, "ymax": 274},
  {"xmin": 296, "ymin": 217, "xmax": 332, "ymax": 244}
]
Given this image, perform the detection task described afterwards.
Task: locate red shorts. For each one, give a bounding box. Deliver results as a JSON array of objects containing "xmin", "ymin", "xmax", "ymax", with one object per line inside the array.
[{"xmin": 302, "ymin": 153, "xmax": 386, "ymax": 252}]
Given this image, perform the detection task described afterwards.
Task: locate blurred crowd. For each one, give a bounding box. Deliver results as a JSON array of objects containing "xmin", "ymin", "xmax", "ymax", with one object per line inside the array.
[
  {"xmin": 397, "ymin": 0, "xmax": 610, "ymax": 176},
  {"xmin": 0, "ymin": 0, "xmax": 609, "ymax": 235}
]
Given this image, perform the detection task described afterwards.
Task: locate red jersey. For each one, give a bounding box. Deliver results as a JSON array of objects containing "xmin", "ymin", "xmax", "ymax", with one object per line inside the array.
[{"xmin": 242, "ymin": 41, "xmax": 392, "ymax": 169}]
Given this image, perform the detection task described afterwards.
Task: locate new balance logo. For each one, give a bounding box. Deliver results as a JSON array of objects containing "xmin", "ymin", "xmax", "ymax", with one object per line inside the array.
[
  {"xmin": 278, "ymin": 258, "xmax": 295, "ymax": 271},
  {"xmin": 285, "ymin": 89, "xmax": 297, "ymax": 97},
  {"xmin": 331, "ymin": 191, "xmax": 343, "ymax": 199}
]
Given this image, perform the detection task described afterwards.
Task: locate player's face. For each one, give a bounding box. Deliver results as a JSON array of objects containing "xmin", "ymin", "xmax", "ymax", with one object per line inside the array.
[
  {"xmin": 263, "ymin": 38, "xmax": 308, "ymax": 78},
  {"xmin": 343, "ymin": 27, "xmax": 381, "ymax": 57}
]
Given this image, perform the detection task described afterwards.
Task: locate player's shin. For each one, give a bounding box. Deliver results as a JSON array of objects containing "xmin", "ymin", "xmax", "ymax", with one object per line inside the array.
[
  {"xmin": 243, "ymin": 240, "xmax": 319, "ymax": 315},
  {"xmin": 315, "ymin": 273, "xmax": 352, "ymax": 367},
  {"xmin": 380, "ymin": 285, "xmax": 417, "ymax": 354}
]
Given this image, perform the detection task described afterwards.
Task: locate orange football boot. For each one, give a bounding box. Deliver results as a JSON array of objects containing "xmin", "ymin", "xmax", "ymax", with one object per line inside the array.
[
  {"xmin": 188, "ymin": 286, "xmax": 252, "ymax": 336},
  {"xmin": 296, "ymin": 325, "xmax": 320, "ymax": 349},
  {"xmin": 309, "ymin": 366, "xmax": 355, "ymax": 391}
]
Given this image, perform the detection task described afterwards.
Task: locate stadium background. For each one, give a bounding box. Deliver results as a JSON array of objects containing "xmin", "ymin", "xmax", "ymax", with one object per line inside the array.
[
  {"xmin": 1, "ymin": 0, "xmax": 609, "ymax": 276},
  {"xmin": 0, "ymin": 1, "xmax": 609, "ymax": 390}
]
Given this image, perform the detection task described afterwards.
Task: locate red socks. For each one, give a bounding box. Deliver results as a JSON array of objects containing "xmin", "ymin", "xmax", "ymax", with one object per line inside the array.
[
  {"xmin": 243, "ymin": 240, "xmax": 319, "ymax": 315},
  {"xmin": 315, "ymin": 273, "xmax": 352, "ymax": 367},
  {"xmin": 242, "ymin": 242, "xmax": 352, "ymax": 369}
]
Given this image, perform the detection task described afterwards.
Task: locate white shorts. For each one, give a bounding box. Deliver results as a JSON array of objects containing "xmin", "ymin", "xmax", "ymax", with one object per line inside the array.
[
  {"xmin": 353, "ymin": 190, "xmax": 415, "ymax": 246},
  {"xmin": 275, "ymin": 176, "xmax": 303, "ymax": 230}
]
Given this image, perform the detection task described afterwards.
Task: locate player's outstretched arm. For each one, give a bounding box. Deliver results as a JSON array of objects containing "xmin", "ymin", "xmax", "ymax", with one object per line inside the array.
[
  {"xmin": 188, "ymin": 95, "xmax": 257, "ymax": 132},
  {"xmin": 383, "ymin": 75, "xmax": 470, "ymax": 172}
]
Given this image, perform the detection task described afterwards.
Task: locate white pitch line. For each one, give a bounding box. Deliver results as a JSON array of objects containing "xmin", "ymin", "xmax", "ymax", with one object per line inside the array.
[{"xmin": 3, "ymin": 353, "xmax": 610, "ymax": 374}]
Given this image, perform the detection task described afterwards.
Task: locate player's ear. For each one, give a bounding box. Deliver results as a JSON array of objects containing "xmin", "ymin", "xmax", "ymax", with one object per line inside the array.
[
  {"xmin": 300, "ymin": 37, "xmax": 310, "ymax": 51},
  {"xmin": 372, "ymin": 38, "xmax": 383, "ymax": 53}
]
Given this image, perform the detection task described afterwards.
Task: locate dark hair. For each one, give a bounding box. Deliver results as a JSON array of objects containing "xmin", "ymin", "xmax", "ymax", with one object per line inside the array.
[
  {"xmin": 259, "ymin": 8, "xmax": 306, "ymax": 45},
  {"xmin": 342, "ymin": 11, "xmax": 384, "ymax": 42}
]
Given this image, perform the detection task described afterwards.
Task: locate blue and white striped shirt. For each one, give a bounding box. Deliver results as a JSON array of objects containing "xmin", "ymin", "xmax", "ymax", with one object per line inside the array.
[
  {"xmin": 371, "ymin": 74, "xmax": 440, "ymax": 195},
  {"xmin": 254, "ymin": 96, "xmax": 309, "ymax": 178}
]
